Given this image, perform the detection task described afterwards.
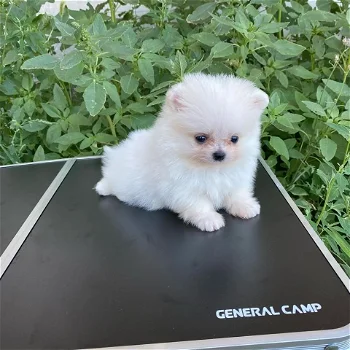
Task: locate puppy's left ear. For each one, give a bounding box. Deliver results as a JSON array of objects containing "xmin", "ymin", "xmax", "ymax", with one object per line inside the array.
[
  {"xmin": 166, "ymin": 84, "xmax": 186, "ymax": 111},
  {"xmin": 251, "ymin": 89, "xmax": 269, "ymax": 111}
]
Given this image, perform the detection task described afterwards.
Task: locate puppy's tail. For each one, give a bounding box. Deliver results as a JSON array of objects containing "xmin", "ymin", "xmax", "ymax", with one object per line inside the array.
[{"xmin": 95, "ymin": 178, "xmax": 112, "ymax": 196}]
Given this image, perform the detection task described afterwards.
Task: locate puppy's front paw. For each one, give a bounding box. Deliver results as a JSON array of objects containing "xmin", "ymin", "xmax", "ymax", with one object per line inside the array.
[
  {"xmin": 228, "ymin": 197, "xmax": 260, "ymax": 219},
  {"xmin": 190, "ymin": 212, "xmax": 225, "ymax": 232}
]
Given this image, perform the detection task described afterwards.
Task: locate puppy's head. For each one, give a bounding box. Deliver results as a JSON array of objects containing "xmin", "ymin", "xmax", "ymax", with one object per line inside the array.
[{"xmin": 160, "ymin": 73, "xmax": 269, "ymax": 166}]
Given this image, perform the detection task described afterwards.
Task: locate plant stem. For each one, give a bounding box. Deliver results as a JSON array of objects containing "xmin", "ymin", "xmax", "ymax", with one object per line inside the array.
[
  {"xmin": 59, "ymin": 82, "xmax": 72, "ymax": 106},
  {"xmin": 278, "ymin": 0, "xmax": 283, "ymax": 39},
  {"xmin": 311, "ymin": 52, "xmax": 315, "ymax": 71},
  {"xmin": 316, "ymin": 176, "xmax": 336, "ymax": 227},
  {"xmin": 106, "ymin": 115, "xmax": 116, "ymax": 137},
  {"xmin": 108, "ymin": 0, "xmax": 116, "ymax": 23}
]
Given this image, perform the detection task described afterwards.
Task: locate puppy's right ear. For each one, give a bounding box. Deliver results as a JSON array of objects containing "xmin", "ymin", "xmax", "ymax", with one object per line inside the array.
[
  {"xmin": 166, "ymin": 84, "xmax": 185, "ymax": 111},
  {"xmin": 251, "ymin": 89, "xmax": 269, "ymax": 111}
]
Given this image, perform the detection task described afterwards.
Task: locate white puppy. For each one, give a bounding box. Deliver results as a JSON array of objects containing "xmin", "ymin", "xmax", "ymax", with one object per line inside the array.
[{"xmin": 95, "ymin": 73, "xmax": 269, "ymax": 232}]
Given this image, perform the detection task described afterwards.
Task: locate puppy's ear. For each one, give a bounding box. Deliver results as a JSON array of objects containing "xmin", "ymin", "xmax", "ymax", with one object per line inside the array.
[
  {"xmin": 251, "ymin": 89, "xmax": 269, "ymax": 111},
  {"xmin": 166, "ymin": 84, "xmax": 185, "ymax": 111}
]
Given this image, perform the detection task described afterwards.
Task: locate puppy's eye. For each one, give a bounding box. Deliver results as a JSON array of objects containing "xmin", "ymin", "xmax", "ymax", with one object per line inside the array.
[
  {"xmin": 195, "ymin": 135, "xmax": 207, "ymax": 143},
  {"xmin": 231, "ymin": 136, "xmax": 239, "ymax": 143}
]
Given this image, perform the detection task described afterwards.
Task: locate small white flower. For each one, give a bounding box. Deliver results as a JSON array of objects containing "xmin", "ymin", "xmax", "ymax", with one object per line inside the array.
[
  {"xmin": 342, "ymin": 37, "xmax": 350, "ymax": 47},
  {"xmin": 335, "ymin": 54, "xmax": 340, "ymax": 62}
]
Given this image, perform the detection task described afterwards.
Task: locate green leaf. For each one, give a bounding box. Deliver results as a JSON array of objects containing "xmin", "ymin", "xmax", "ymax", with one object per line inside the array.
[
  {"xmin": 100, "ymin": 58, "xmax": 120, "ymax": 70},
  {"xmin": 316, "ymin": 86, "xmax": 333, "ymax": 107},
  {"xmin": 320, "ymin": 138, "xmax": 337, "ymax": 161},
  {"xmin": 104, "ymin": 42, "xmax": 136, "ymax": 61},
  {"xmin": 121, "ymin": 27, "xmax": 138, "ymax": 48},
  {"xmin": 273, "ymin": 40, "xmax": 306, "ymax": 56},
  {"xmin": 53, "ymin": 84, "xmax": 68, "ymax": 111},
  {"xmin": 290, "ymin": 1, "xmax": 304, "ymax": 13},
  {"xmin": 288, "ymin": 66, "xmax": 318, "ymax": 79},
  {"xmin": 54, "ymin": 62, "xmax": 84, "ymax": 83},
  {"xmin": 54, "ymin": 18, "xmax": 75, "ymax": 37},
  {"xmin": 316, "ymin": 0, "xmax": 331, "ymax": 11},
  {"xmin": 289, "ymin": 149, "xmax": 304, "ymax": 159},
  {"xmin": 270, "ymin": 136, "xmax": 289, "ymax": 159},
  {"xmin": 258, "ymin": 22, "xmax": 289, "ymax": 33},
  {"xmin": 46, "ymin": 124, "xmax": 61, "ymax": 144},
  {"xmin": 3, "ymin": 49, "xmax": 19, "ymax": 66},
  {"xmin": 302, "ymin": 101, "xmax": 326, "ymax": 117},
  {"xmin": 72, "ymin": 75, "xmax": 93, "ymax": 87},
  {"xmin": 312, "ymin": 36, "xmax": 325, "ymax": 59},
  {"xmin": 21, "ymin": 54, "xmax": 58, "ymax": 70},
  {"xmin": 274, "ymin": 103, "xmax": 289, "ymax": 115},
  {"xmin": 151, "ymin": 81, "xmax": 174, "ymax": 93},
  {"xmin": 327, "ymin": 229, "xmax": 350, "ymax": 260},
  {"xmin": 339, "ymin": 216, "xmax": 350, "ymax": 233},
  {"xmin": 22, "ymin": 74, "xmax": 34, "ymax": 91},
  {"xmin": 191, "ymin": 33, "xmax": 220, "ymax": 47},
  {"xmin": 322, "ymin": 79, "xmax": 350, "ymax": 97},
  {"xmin": 120, "ymin": 74, "xmax": 138, "ymax": 95},
  {"xmin": 138, "ymin": 59, "xmax": 155, "ymax": 85},
  {"xmin": 187, "ymin": 3, "xmax": 216, "ymax": 22},
  {"xmin": 131, "ymin": 114, "xmax": 156, "ymax": 130},
  {"xmin": 190, "ymin": 57, "xmax": 213, "ymax": 73},
  {"xmin": 290, "ymin": 187, "xmax": 308, "ymax": 196},
  {"xmin": 68, "ymin": 114, "xmax": 92, "ymax": 126},
  {"xmin": 126, "ymin": 102, "xmax": 155, "ymax": 114},
  {"xmin": 142, "ymin": 53, "xmax": 171, "ymax": 70},
  {"xmin": 0, "ymin": 79, "xmax": 18, "ymax": 96},
  {"xmin": 326, "ymin": 123, "xmax": 350, "ymax": 141},
  {"xmin": 42, "ymin": 103, "xmax": 61, "ymax": 119},
  {"xmin": 300, "ymin": 10, "xmax": 338, "ymax": 22},
  {"xmin": 83, "ymin": 81, "xmax": 106, "ymax": 116},
  {"xmin": 57, "ymin": 132, "xmax": 85, "ymax": 145},
  {"xmin": 283, "ymin": 113, "xmax": 305, "ymax": 123},
  {"xmin": 162, "ymin": 25, "xmax": 184, "ymax": 49},
  {"xmin": 173, "ymin": 52, "xmax": 187, "ymax": 77},
  {"xmin": 148, "ymin": 95, "xmax": 165, "ymax": 107},
  {"xmin": 80, "ymin": 137, "xmax": 94, "ymax": 150},
  {"xmin": 235, "ymin": 8, "xmax": 250, "ymax": 30},
  {"xmin": 211, "ymin": 42, "xmax": 234, "ymax": 58},
  {"xmin": 275, "ymin": 71, "xmax": 288, "ymax": 88},
  {"xmin": 270, "ymin": 91, "xmax": 281, "ymax": 108},
  {"xmin": 92, "ymin": 14, "xmax": 107, "ymax": 35},
  {"xmin": 23, "ymin": 100, "xmax": 36, "ymax": 117},
  {"xmin": 33, "ymin": 145, "xmax": 45, "ymax": 162},
  {"xmin": 103, "ymin": 81, "xmax": 121, "ymax": 109},
  {"xmin": 276, "ymin": 115, "xmax": 294, "ymax": 128},
  {"xmin": 13, "ymin": 107, "xmax": 25, "ymax": 122},
  {"xmin": 95, "ymin": 133, "xmax": 117, "ymax": 143},
  {"xmin": 347, "ymin": 9, "xmax": 350, "ymax": 25},
  {"xmin": 92, "ymin": 117, "xmax": 102, "ymax": 134},
  {"xmin": 141, "ymin": 39, "xmax": 165, "ymax": 53},
  {"xmin": 210, "ymin": 14, "xmax": 235, "ymax": 28},
  {"xmin": 60, "ymin": 50, "xmax": 83, "ymax": 69},
  {"xmin": 22, "ymin": 120, "xmax": 48, "ymax": 132}
]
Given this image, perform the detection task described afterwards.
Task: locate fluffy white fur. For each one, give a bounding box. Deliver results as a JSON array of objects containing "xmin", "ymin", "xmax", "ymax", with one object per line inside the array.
[{"xmin": 95, "ymin": 73, "xmax": 269, "ymax": 232}]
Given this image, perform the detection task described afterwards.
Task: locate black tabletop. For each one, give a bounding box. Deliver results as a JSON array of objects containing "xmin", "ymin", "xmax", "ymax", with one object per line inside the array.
[
  {"xmin": 0, "ymin": 162, "xmax": 62, "ymax": 254},
  {"xmin": 1, "ymin": 158, "xmax": 349, "ymax": 349}
]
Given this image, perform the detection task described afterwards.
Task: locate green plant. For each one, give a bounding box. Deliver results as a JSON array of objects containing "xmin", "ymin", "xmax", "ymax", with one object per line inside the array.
[{"xmin": 1, "ymin": 0, "xmax": 349, "ymax": 275}]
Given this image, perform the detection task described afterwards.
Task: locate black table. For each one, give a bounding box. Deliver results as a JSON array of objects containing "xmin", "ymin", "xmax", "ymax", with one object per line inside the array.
[{"xmin": 1, "ymin": 157, "xmax": 349, "ymax": 350}]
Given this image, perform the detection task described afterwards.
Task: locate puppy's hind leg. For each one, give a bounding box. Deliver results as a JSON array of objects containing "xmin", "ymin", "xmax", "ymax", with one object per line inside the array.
[{"xmin": 95, "ymin": 178, "xmax": 112, "ymax": 196}]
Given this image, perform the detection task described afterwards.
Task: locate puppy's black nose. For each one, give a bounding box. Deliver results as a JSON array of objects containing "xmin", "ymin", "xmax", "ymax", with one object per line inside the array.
[{"xmin": 213, "ymin": 151, "xmax": 226, "ymax": 161}]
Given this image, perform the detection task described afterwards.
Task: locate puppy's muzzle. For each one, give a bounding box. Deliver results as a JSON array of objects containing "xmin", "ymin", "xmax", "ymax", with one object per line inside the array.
[{"xmin": 213, "ymin": 151, "xmax": 226, "ymax": 162}]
